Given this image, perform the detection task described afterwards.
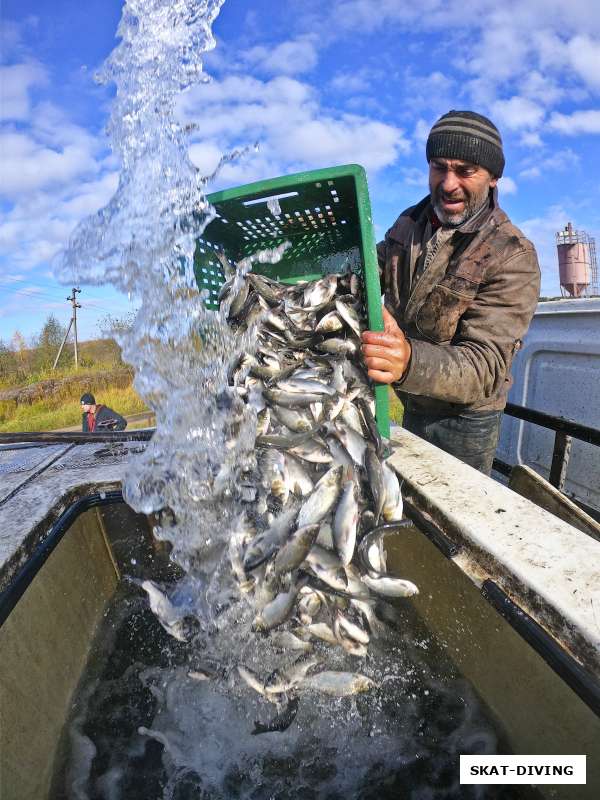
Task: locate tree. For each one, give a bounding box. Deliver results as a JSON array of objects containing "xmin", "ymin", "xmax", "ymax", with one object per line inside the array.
[
  {"xmin": 33, "ymin": 314, "xmax": 72, "ymax": 371},
  {"xmin": 0, "ymin": 339, "xmax": 17, "ymax": 381},
  {"xmin": 98, "ymin": 312, "xmax": 136, "ymax": 365}
]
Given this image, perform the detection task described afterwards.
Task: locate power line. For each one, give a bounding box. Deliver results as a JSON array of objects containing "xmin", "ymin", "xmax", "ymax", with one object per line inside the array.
[{"xmin": 53, "ymin": 288, "xmax": 81, "ymax": 370}]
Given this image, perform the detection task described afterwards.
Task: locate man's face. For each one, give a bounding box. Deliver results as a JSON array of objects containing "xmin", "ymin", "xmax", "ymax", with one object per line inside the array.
[
  {"xmin": 429, "ymin": 158, "xmax": 498, "ymax": 227},
  {"xmin": 81, "ymin": 403, "xmax": 92, "ymax": 413}
]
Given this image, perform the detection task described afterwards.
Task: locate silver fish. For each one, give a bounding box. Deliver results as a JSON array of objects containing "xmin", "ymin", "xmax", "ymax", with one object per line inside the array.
[
  {"xmin": 141, "ymin": 580, "xmax": 188, "ymax": 642},
  {"xmin": 335, "ymin": 299, "xmax": 362, "ymax": 338},
  {"xmin": 315, "ymin": 311, "xmax": 344, "ymax": 333},
  {"xmin": 365, "ymin": 446, "xmax": 385, "ymax": 524},
  {"xmin": 253, "ymin": 577, "xmax": 307, "ymax": 631},
  {"xmin": 243, "ymin": 506, "xmax": 298, "ymax": 571},
  {"xmin": 301, "ymin": 671, "xmax": 376, "ymax": 696},
  {"xmin": 265, "ymin": 657, "xmax": 320, "ymax": 694},
  {"xmin": 284, "ymin": 453, "xmax": 314, "ymax": 495},
  {"xmin": 297, "ymin": 465, "xmax": 343, "ymax": 527},
  {"xmin": 316, "ymin": 338, "xmax": 358, "ymax": 356},
  {"xmin": 304, "ymin": 274, "xmax": 337, "ymax": 307},
  {"xmin": 302, "ymin": 622, "xmax": 339, "ymax": 646},
  {"xmin": 263, "ymin": 387, "xmax": 326, "ymax": 409},
  {"xmin": 288, "ymin": 441, "xmax": 333, "ymax": 464},
  {"xmin": 333, "ymin": 478, "xmax": 359, "ymax": 566},
  {"xmin": 273, "ymin": 524, "xmax": 320, "ymax": 576},
  {"xmin": 361, "ymin": 574, "xmax": 419, "ymax": 597},
  {"xmin": 381, "ymin": 460, "xmax": 403, "ymax": 522},
  {"xmin": 270, "ymin": 630, "xmax": 313, "ymax": 653},
  {"xmin": 277, "ymin": 378, "xmax": 337, "ymax": 396},
  {"xmin": 335, "ymin": 611, "xmax": 370, "ymax": 645},
  {"xmin": 272, "ymin": 406, "xmax": 315, "ymax": 433}
]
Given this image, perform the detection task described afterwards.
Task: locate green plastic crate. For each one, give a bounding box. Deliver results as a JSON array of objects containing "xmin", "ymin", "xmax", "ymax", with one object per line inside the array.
[{"xmin": 194, "ymin": 164, "xmax": 389, "ymax": 438}]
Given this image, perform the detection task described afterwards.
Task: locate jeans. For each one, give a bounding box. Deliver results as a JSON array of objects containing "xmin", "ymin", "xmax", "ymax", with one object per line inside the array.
[{"xmin": 402, "ymin": 408, "xmax": 503, "ymax": 476}]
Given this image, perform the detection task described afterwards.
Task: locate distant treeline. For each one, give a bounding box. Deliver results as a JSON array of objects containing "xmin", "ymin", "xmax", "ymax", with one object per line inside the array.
[{"xmin": 0, "ymin": 313, "xmax": 132, "ymax": 386}]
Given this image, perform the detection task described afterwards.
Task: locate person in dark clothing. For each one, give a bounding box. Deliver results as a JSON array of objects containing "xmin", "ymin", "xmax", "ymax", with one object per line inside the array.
[
  {"xmin": 362, "ymin": 110, "xmax": 540, "ymax": 475},
  {"xmin": 80, "ymin": 392, "xmax": 127, "ymax": 432}
]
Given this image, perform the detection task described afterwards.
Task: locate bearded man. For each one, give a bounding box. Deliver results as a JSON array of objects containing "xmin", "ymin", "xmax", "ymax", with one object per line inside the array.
[{"xmin": 362, "ymin": 110, "xmax": 541, "ymax": 475}]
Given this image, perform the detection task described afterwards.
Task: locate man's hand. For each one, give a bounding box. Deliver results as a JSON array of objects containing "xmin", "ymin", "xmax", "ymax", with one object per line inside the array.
[{"xmin": 361, "ymin": 306, "xmax": 412, "ymax": 384}]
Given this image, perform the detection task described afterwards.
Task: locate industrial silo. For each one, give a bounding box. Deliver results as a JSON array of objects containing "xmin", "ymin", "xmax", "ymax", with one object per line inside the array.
[{"xmin": 556, "ymin": 223, "xmax": 599, "ymax": 298}]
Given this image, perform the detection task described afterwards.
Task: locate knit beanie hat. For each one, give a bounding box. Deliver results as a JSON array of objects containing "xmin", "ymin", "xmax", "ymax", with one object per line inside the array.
[
  {"xmin": 80, "ymin": 393, "xmax": 95, "ymax": 405},
  {"xmin": 426, "ymin": 110, "xmax": 505, "ymax": 178}
]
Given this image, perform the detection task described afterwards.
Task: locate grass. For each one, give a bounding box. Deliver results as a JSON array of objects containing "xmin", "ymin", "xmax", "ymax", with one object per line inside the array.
[
  {"xmin": 388, "ymin": 387, "xmax": 404, "ymax": 426},
  {"xmin": 0, "ymin": 384, "xmax": 148, "ymax": 433}
]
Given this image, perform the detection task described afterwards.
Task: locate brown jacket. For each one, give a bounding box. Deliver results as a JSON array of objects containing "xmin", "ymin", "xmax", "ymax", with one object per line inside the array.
[{"xmin": 378, "ymin": 190, "xmax": 541, "ymax": 414}]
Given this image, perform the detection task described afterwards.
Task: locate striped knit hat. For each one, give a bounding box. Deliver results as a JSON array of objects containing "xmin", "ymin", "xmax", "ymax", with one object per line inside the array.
[{"xmin": 426, "ymin": 110, "xmax": 505, "ymax": 178}]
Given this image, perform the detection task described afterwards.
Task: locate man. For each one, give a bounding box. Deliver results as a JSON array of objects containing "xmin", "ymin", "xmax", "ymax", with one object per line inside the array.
[
  {"xmin": 362, "ymin": 110, "xmax": 540, "ymax": 475},
  {"xmin": 80, "ymin": 393, "xmax": 127, "ymax": 432}
]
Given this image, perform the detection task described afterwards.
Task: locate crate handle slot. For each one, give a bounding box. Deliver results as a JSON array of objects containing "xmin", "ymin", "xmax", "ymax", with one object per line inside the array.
[{"xmin": 242, "ymin": 191, "xmax": 299, "ymax": 207}]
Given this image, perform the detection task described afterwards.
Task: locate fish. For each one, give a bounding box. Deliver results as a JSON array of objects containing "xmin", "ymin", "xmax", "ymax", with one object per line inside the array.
[
  {"xmin": 316, "ymin": 338, "xmax": 358, "ymax": 356},
  {"xmin": 335, "ymin": 299, "xmax": 363, "ymax": 338},
  {"xmin": 333, "ymin": 478, "xmax": 359, "ymax": 566},
  {"xmin": 335, "ymin": 611, "xmax": 370, "ymax": 645},
  {"xmin": 300, "ymin": 671, "xmax": 377, "ymax": 696},
  {"xmin": 270, "ymin": 630, "xmax": 314, "ymax": 653},
  {"xmin": 304, "ymin": 274, "xmax": 337, "ymax": 307},
  {"xmin": 141, "ymin": 580, "xmax": 189, "ymax": 642},
  {"xmin": 243, "ymin": 506, "xmax": 298, "ymax": 571},
  {"xmin": 283, "ymin": 453, "xmax": 314, "ymax": 495},
  {"xmin": 277, "ymin": 378, "xmax": 337, "ymax": 396},
  {"xmin": 361, "ymin": 574, "xmax": 419, "ymax": 598},
  {"xmin": 302, "ymin": 622, "xmax": 339, "ymax": 646},
  {"xmin": 365, "ymin": 445, "xmax": 385, "ymax": 524},
  {"xmin": 252, "ymin": 576, "xmax": 308, "ymax": 631},
  {"xmin": 381, "ymin": 460, "xmax": 403, "ymax": 522},
  {"xmin": 271, "ymin": 406, "xmax": 315, "ymax": 433},
  {"xmin": 252, "ymin": 697, "xmax": 300, "ymax": 735},
  {"xmin": 315, "ymin": 310, "xmax": 344, "ymax": 333},
  {"xmin": 296, "ymin": 465, "xmax": 343, "ymax": 527},
  {"xmin": 264, "ymin": 657, "xmax": 320, "ymax": 695},
  {"xmin": 215, "ymin": 265, "xmax": 411, "ymax": 685},
  {"xmin": 273, "ymin": 524, "xmax": 320, "ymax": 576}
]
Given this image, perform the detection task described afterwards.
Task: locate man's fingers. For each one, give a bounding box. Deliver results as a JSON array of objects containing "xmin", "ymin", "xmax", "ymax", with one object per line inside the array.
[
  {"xmin": 362, "ymin": 343, "xmax": 400, "ymax": 360},
  {"xmin": 361, "ymin": 331, "xmax": 404, "ymax": 347},
  {"xmin": 363, "ymin": 355, "xmax": 395, "ymax": 372},
  {"xmin": 366, "ymin": 368, "xmax": 395, "ymax": 384},
  {"xmin": 382, "ymin": 305, "xmax": 400, "ymax": 333}
]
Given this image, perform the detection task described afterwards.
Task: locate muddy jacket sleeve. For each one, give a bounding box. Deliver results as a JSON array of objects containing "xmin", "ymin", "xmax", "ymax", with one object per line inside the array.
[{"xmin": 399, "ymin": 246, "xmax": 541, "ymax": 405}]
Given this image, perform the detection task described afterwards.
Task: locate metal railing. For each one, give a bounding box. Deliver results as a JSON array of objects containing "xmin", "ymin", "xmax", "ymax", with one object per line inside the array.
[{"xmin": 493, "ymin": 402, "xmax": 600, "ymax": 500}]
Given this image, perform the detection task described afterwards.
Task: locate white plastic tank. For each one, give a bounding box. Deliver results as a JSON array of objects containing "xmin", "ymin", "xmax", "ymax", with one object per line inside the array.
[{"xmin": 497, "ymin": 298, "xmax": 600, "ymax": 515}]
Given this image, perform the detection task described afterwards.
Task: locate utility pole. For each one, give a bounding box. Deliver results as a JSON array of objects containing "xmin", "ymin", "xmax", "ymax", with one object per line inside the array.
[{"xmin": 53, "ymin": 288, "xmax": 81, "ymax": 370}]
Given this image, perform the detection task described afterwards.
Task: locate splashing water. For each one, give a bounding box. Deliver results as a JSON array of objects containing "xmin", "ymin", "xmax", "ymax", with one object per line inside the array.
[{"xmin": 57, "ymin": 0, "xmax": 267, "ymax": 593}]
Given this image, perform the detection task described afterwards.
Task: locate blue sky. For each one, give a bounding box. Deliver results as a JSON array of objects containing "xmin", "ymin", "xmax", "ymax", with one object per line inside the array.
[{"xmin": 1, "ymin": 0, "xmax": 599, "ymax": 345}]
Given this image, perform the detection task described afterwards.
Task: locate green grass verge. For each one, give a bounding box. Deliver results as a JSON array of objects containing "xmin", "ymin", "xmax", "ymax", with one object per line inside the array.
[
  {"xmin": 388, "ymin": 387, "xmax": 404, "ymax": 426},
  {"xmin": 0, "ymin": 385, "xmax": 147, "ymax": 433}
]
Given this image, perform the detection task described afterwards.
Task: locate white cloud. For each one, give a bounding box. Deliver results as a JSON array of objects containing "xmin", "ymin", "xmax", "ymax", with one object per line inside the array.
[
  {"xmin": 401, "ymin": 167, "xmax": 429, "ymax": 189},
  {"xmin": 179, "ymin": 74, "xmax": 410, "ymax": 180},
  {"xmin": 0, "ymin": 61, "xmax": 47, "ymax": 120},
  {"xmin": 329, "ymin": 70, "xmax": 372, "ymax": 94},
  {"xmin": 0, "ymin": 96, "xmax": 106, "ymax": 200},
  {"xmin": 519, "ymin": 148, "xmax": 580, "ymax": 179},
  {"xmin": 567, "ymin": 35, "xmax": 600, "ymax": 90},
  {"xmin": 499, "ymin": 176, "xmax": 517, "ymax": 195},
  {"xmin": 520, "ymin": 131, "xmax": 543, "ymax": 148},
  {"xmin": 242, "ymin": 36, "xmax": 319, "ymax": 76},
  {"xmin": 0, "ymin": 172, "xmax": 118, "ymax": 272},
  {"xmin": 491, "ymin": 96, "xmax": 545, "ymax": 131},
  {"xmin": 549, "ymin": 109, "xmax": 600, "ymax": 134}
]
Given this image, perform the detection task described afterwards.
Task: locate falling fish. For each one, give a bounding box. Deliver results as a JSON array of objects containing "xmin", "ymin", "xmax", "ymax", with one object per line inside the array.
[{"xmin": 301, "ymin": 671, "xmax": 377, "ymax": 696}]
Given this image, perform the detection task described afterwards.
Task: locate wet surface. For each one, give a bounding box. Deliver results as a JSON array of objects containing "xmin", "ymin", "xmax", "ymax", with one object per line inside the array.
[{"xmin": 50, "ymin": 578, "xmax": 542, "ymax": 800}]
